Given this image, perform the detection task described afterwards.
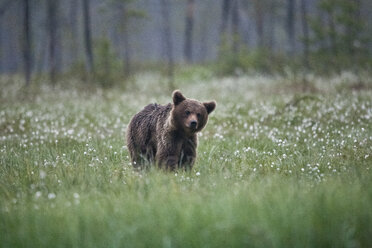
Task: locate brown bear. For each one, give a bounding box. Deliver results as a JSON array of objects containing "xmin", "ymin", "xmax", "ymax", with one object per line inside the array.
[{"xmin": 126, "ymin": 90, "xmax": 216, "ymax": 170}]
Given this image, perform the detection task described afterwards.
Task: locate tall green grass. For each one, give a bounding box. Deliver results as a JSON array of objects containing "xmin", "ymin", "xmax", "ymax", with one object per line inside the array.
[{"xmin": 1, "ymin": 73, "xmax": 371, "ymax": 247}]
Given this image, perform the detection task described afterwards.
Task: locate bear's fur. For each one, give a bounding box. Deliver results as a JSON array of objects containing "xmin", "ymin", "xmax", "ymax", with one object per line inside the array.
[{"xmin": 126, "ymin": 90, "xmax": 216, "ymax": 170}]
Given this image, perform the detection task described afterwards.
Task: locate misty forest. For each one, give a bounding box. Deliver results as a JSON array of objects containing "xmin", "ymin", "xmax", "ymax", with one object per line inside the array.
[
  {"xmin": 1, "ymin": 0, "xmax": 372, "ymax": 85},
  {"xmin": 1, "ymin": 0, "xmax": 372, "ymax": 247}
]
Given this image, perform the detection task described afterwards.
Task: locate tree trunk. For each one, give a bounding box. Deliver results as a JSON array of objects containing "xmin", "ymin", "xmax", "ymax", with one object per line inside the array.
[
  {"xmin": 0, "ymin": 13, "xmax": 4, "ymax": 74},
  {"xmin": 350, "ymin": 0, "xmax": 361, "ymax": 56},
  {"xmin": 327, "ymin": 10, "xmax": 337, "ymax": 55},
  {"xmin": 286, "ymin": 0, "xmax": 295, "ymax": 56},
  {"xmin": 254, "ymin": 0, "xmax": 264, "ymax": 47},
  {"xmin": 219, "ymin": 0, "xmax": 230, "ymax": 55},
  {"xmin": 47, "ymin": 0, "xmax": 57, "ymax": 84},
  {"xmin": 69, "ymin": 0, "xmax": 79, "ymax": 64},
  {"xmin": 300, "ymin": 0, "xmax": 309, "ymax": 69},
  {"xmin": 220, "ymin": 0, "xmax": 230, "ymax": 36},
  {"xmin": 198, "ymin": 2, "xmax": 209, "ymax": 62},
  {"xmin": 268, "ymin": 0, "xmax": 276, "ymax": 51},
  {"xmin": 120, "ymin": 2, "xmax": 131, "ymax": 79},
  {"xmin": 0, "ymin": 0, "xmax": 12, "ymax": 15},
  {"xmin": 22, "ymin": 0, "xmax": 31, "ymax": 86},
  {"xmin": 36, "ymin": 29, "xmax": 47, "ymax": 75},
  {"xmin": 0, "ymin": 0, "xmax": 13, "ymax": 73},
  {"xmin": 231, "ymin": 0, "xmax": 240, "ymax": 54},
  {"xmin": 354, "ymin": 0, "xmax": 361, "ymax": 20},
  {"xmin": 160, "ymin": 0, "xmax": 174, "ymax": 90},
  {"xmin": 82, "ymin": 0, "xmax": 94, "ymax": 73},
  {"xmin": 184, "ymin": 0, "xmax": 194, "ymax": 63}
]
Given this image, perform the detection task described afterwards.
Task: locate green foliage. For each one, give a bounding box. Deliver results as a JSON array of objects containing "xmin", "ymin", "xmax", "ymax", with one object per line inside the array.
[
  {"xmin": 1, "ymin": 74, "xmax": 372, "ymax": 247},
  {"xmin": 65, "ymin": 61, "xmax": 89, "ymax": 82},
  {"xmin": 175, "ymin": 65, "xmax": 214, "ymax": 83},
  {"xmin": 309, "ymin": 0, "xmax": 371, "ymax": 72},
  {"xmin": 216, "ymin": 43, "xmax": 288, "ymax": 75},
  {"xmin": 62, "ymin": 39, "xmax": 126, "ymax": 88},
  {"xmin": 93, "ymin": 38, "xmax": 124, "ymax": 88}
]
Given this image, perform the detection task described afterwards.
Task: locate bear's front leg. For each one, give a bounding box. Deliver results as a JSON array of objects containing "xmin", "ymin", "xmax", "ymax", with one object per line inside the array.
[
  {"xmin": 181, "ymin": 151, "xmax": 195, "ymax": 169},
  {"xmin": 156, "ymin": 151, "xmax": 180, "ymax": 170},
  {"xmin": 180, "ymin": 136, "xmax": 197, "ymax": 169}
]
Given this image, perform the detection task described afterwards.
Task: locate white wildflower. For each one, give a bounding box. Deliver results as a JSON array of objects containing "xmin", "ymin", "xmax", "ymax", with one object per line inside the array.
[
  {"xmin": 35, "ymin": 191, "xmax": 42, "ymax": 199},
  {"xmin": 48, "ymin": 193, "xmax": 56, "ymax": 199},
  {"xmin": 39, "ymin": 170, "xmax": 46, "ymax": 179}
]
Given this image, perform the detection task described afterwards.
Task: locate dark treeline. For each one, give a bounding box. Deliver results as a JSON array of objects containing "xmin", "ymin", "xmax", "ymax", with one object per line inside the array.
[{"xmin": 0, "ymin": 0, "xmax": 371, "ymax": 86}]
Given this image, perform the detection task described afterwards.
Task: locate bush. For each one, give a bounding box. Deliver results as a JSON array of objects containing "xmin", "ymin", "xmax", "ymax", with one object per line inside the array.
[
  {"xmin": 215, "ymin": 45, "xmax": 289, "ymax": 76},
  {"xmin": 308, "ymin": 0, "xmax": 372, "ymax": 73},
  {"xmin": 93, "ymin": 38, "xmax": 124, "ymax": 88}
]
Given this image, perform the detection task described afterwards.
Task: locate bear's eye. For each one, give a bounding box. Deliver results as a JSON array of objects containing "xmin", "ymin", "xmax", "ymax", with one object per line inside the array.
[
  {"xmin": 197, "ymin": 113, "xmax": 201, "ymax": 118},
  {"xmin": 185, "ymin": 111, "xmax": 191, "ymax": 116}
]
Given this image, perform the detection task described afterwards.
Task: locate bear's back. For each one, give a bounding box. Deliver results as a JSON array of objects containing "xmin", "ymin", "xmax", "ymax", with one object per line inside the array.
[
  {"xmin": 128, "ymin": 103, "xmax": 172, "ymax": 138},
  {"xmin": 141, "ymin": 103, "xmax": 171, "ymax": 123}
]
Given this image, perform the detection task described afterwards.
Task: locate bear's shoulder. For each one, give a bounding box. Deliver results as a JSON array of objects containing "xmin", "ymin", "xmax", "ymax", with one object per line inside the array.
[{"xmin": 144, "ymin": 103, "xmax": 171, "ymax": 110}]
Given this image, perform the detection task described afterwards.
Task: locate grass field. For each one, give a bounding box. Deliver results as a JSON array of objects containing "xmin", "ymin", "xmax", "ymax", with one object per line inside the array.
[{"xmin": 1, "ymin": 72, "xmax": 372, "ymax": 247}]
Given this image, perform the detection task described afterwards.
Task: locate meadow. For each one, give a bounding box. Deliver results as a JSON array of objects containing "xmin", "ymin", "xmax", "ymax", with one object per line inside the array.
[{"xmin": 1, "ymin": 71, "xmax": 371, "ymax": 247}]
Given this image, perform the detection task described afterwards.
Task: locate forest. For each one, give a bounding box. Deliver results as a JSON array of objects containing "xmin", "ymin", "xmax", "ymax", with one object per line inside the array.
[
  {"xmin": 1, "ymin": 0, "xmax": 371, "ymax": 86},
  {"xmin": 1, "ymin": 1, "xmax": 372, "ymax": 247}
]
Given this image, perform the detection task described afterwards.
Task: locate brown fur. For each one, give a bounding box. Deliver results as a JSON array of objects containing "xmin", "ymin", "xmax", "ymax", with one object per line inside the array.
[{"xmin": 126, "ymin": 90, "xmax": 216, "ymax": 170}]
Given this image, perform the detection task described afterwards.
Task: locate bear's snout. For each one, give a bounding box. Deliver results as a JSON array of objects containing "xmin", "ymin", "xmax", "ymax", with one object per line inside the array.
[
  {"xmin": 190, "ymin": 120, "xmax": 197, "ymax": 129},
  {"xmin": 186, "ymin": 113, "xmax": 198, "ymax": 129}
]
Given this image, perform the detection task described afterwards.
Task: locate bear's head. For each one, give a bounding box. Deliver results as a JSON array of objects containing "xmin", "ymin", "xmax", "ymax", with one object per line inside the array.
[{"xmin": 171, "ymin": 90, "xmax": 216, "ymax": 135}]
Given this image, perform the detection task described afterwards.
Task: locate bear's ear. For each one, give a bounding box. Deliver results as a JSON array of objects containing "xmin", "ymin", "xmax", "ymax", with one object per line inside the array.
[
  {"xmin": 172, "ymin": 90, "xmax": 186, "ymax": 105},
  {"xmin": 203, "ymin": 101, "xmax": 216, "ymax": 114}
]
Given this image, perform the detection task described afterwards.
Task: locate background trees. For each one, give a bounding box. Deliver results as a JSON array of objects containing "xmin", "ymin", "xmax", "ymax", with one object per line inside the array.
[
  {"xmin": 0, "ymin": 0, "xmax": 371, "ymax": 86},
  {"xmin": 309, "ymin": 0, "xmax": 369, "ymax": 71},
  {"xmin": 22, "ymin": 0, "xmax": 31, "ymax": 86},
  {"xmin": 47, "ymin": 0, "xmax": 59, "ymax": 84},
  {"xmin": 184, "ymin": 0, "xmax": 194, "ymax": 63},
  {"xmin": 82, "ymin": 0, "xmax": 94, "ymax": 74}
]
